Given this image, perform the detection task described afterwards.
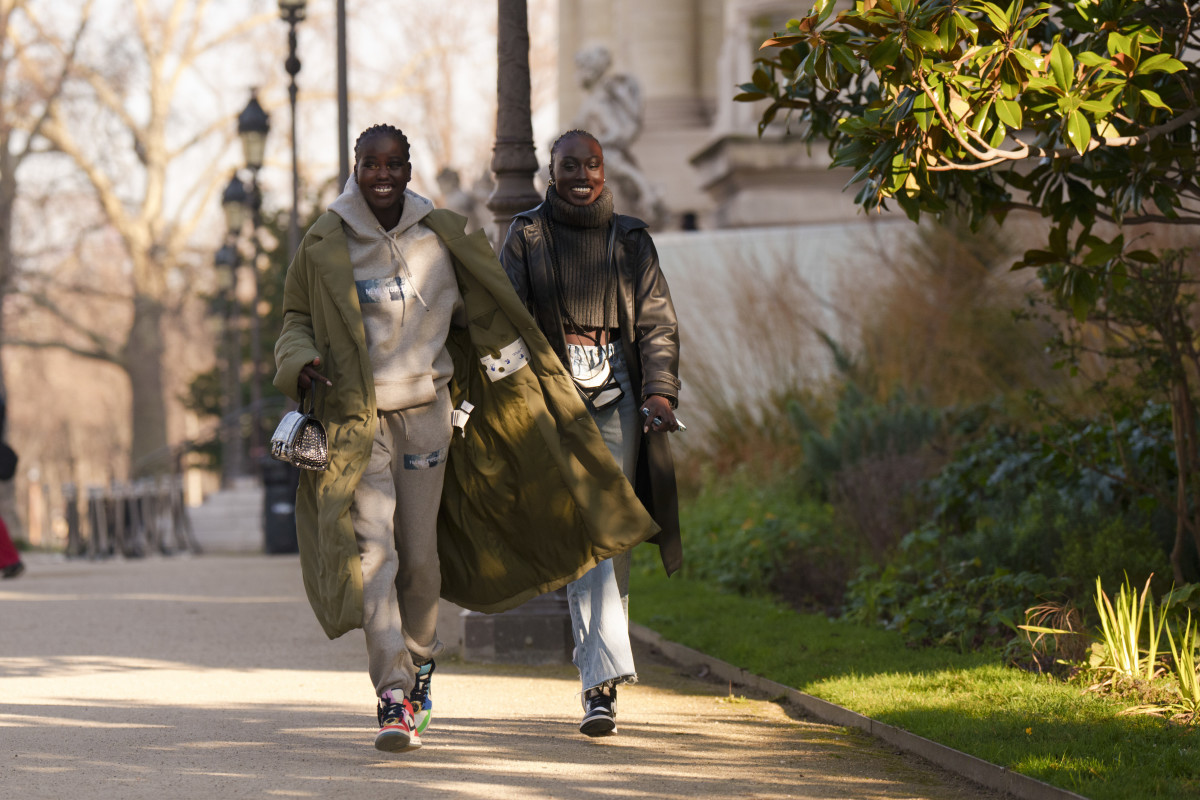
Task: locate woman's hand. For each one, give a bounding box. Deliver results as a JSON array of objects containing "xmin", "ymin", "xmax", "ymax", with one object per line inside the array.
[
  {"xmin": 641, "ymin": 394, "xmax": 677, "ymax": 433},
  {"xmin": 298, "ymin": 357, "xmax": 332, "ymax": 391}
]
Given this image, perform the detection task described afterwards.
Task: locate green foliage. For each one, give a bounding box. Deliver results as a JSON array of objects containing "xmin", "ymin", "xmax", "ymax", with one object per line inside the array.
[
  {"xmin": 843, "ymin": 524, "xmax": 1067, "ymax": 648},
  {"xmin": 922, "ymin": 403, "xmax": 1182, "ymax": 593},
  {"xmin": 744, "ymin": 1, "xmax": 1196, "ymax": 252},
  {"xmin": 791, "ymin": 374, "xmax": 943, "ymax": 491},
  {"xmin": 666, "ymin": 469, "xmax": 845, "ymax": 600}
]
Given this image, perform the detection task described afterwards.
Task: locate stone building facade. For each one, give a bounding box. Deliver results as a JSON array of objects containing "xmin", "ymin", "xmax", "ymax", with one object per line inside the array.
[{"xmin": 556, "ymin": 0, "xmax": 865, "ymax": 230}]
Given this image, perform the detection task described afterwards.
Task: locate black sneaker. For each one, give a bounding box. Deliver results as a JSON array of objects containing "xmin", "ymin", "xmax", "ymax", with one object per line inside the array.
[
  {"xmin": 410, "ymin": 659, "xmax": 435, "ymax": 734},
  {"xmin": 2, "ymin": 561, "xmax": 23, "ymax": 579},
  {"xmin": 375, "ymin": 690, "xmax": 421, "ymax": 753},
  {"xmin": 579, "ymin": 685, "xmax": 617, "ymax": 737}
]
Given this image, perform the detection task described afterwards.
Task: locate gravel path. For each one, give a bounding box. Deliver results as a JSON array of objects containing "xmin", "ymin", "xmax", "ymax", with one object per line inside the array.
[{"xmin": 0, "ymin": 553, "xmax": 1003, "ymax": 799}]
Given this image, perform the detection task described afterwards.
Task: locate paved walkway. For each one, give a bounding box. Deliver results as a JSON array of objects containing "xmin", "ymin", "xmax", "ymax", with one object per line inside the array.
[{"xmin": 1, "ymin": 553, "xmax": 1002, "ymax": 800}]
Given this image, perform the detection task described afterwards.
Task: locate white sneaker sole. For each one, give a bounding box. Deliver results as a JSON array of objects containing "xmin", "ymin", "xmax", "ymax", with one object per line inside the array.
[{"xmin": 375, "ymin": 727, "xmax": 422, "ymax": 752}]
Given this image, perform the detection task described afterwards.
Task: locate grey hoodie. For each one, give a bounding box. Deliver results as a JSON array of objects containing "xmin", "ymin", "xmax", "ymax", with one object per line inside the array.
[{"xmin": 329, "ymin": 175, "xmax": 465, "ymax": 411}]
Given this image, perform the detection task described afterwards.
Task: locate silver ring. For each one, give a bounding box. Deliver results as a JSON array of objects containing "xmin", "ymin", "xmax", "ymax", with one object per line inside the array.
[{"xmin": 653, "ymin": 416, "xmax": 663, "ymax": 426}]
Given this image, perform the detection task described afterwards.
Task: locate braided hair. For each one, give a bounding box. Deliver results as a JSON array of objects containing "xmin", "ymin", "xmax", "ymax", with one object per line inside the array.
[
  {"xmin": 547, "ymin": 129, "xmax": 600, "ymax": 183},
  {"xmin": 353, "ymin": 124, "xmax": 410, "ymax": 167}
]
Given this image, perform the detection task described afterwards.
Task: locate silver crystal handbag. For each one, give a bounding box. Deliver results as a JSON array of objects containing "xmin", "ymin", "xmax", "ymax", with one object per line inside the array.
[{"xmin": 269, "ymin": 389, "xmax": 328, "ymax": 471}]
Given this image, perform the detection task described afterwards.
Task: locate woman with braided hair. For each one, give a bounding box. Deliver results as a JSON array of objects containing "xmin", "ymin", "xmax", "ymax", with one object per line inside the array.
[
  {"xmin": 500, "ymin": 129, "xmax": 682, "ymax": 737},
  {"xmin": 275, "ymin": 124, "xmax": 659, "ymax": 754}
]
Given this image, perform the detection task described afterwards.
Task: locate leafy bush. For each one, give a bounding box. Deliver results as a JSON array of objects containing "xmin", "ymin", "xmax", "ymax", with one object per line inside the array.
[
  {"xmin": 843, "ymin": 525, "xmax": 1069, "ymax": 649},
  {"xmin": 665, "ymin": 468, "xmax": 845, "ymax": 603}
]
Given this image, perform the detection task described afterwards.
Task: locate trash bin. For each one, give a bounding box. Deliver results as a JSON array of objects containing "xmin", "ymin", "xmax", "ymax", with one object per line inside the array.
[{"xmin": 262, "ymin": 458, "xmax": 300, "ymax": 554}]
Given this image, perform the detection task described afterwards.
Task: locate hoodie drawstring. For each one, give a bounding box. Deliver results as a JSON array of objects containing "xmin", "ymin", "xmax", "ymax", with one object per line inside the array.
[{"xmin": 380, "ymin": 228, "xmax": 428, "ymax": 325}]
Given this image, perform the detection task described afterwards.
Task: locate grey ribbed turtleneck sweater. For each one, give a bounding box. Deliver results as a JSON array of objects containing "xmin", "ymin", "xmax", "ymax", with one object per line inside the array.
[{"xmin": 544, "ymin": 185, "xmax": 618, "ymax": 330}]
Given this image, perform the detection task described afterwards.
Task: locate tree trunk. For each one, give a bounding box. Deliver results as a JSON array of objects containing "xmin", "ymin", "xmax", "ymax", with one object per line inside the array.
[{"xmin": 123, "ymin": 294, "xmax": 168, "ymax": 477}]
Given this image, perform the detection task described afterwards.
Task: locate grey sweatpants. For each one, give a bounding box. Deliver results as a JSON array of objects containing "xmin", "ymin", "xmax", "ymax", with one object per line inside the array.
[{"xmin": 351, "ymin": 389, "xmax": 451, "ymax": 698}]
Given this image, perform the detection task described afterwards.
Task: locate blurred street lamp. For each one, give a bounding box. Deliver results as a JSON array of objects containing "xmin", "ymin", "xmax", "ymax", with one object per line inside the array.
[
  {"xmin": 235, "ymin": 92, "xmax": 270, "ymax": 473},
  {"xmin": 214, "ymin": 233, "xmax": 243, "ymax": 486},
  {"xmin": 278, "ymin": 0, "xmax": 307, "ymax": 259},
  {"xmin": 237, "ymin": 93, "xmax": 269, "ymax": 171},
  {"xmin": 221, "ymin": 174, "xmax": 248, "ymax": 232}
]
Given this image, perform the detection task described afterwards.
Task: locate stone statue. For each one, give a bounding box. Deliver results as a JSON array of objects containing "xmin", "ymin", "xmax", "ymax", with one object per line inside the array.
[
  {"xmin": 568, "ymin": 45, "xmax": 666, "ymax": 227},
  {"xmin": 437, "ymin": 167, "xmax": 487, "ymax": 234}
]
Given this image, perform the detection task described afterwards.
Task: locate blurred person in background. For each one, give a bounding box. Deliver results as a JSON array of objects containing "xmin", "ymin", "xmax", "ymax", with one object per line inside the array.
[{"xmin": 0, "ymin": 391, "xmax": 23, "ymax": 579}]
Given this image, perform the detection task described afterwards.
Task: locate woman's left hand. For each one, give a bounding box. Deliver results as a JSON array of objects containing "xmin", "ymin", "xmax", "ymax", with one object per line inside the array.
[{"xmin": 641, "ymin": 395, "xmax": 678, "ymax": 433}]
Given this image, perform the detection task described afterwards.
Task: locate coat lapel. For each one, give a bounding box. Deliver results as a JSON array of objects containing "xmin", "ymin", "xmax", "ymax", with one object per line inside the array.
[{"xmin": 309, "ymin": 215, "xmax": 368, "ymax": 353}]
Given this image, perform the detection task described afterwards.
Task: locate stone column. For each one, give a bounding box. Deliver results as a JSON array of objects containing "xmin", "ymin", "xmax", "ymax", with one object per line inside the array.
[{"xmin": 487, "ymin": 0, "xmax": 542, "ymax": 244}]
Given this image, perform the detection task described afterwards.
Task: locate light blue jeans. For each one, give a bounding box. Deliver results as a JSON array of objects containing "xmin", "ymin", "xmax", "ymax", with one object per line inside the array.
[{"xmin": 566, "ymin": 342, "xmax": 639, "ymax": 692}]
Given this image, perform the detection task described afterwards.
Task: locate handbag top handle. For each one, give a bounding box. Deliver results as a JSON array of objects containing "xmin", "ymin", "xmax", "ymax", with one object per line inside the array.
[{"xmin": 299, "ymin": 386, "xmax": 315, "ymax": 416}]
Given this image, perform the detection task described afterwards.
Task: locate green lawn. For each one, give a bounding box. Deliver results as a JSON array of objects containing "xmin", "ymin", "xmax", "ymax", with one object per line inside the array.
[{"xmin": 630, "ymin": 567, "xmax": 1200, "ymax": 800}]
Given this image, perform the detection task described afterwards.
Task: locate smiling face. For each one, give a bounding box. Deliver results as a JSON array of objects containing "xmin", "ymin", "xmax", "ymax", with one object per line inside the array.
[
  {"xmin": 354, "ymin": 133, "xmax": 412, "ymax": 229},
  {"xmin": 551, "ymin": 135, "xmax": 605, "ymax": 207}
]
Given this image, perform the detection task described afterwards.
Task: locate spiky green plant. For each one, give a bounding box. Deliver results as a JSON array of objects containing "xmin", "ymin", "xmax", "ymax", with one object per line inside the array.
[
  {"xmin": 1165, "ymin": 612, "xmax": 1200, "ymax": 719},
  {"xmin": 1092, "ymin": 575, "xmax": 1165, "ymax": 682}
]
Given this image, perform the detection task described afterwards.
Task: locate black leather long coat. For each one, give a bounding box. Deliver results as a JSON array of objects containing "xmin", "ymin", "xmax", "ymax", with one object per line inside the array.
[{"xmin": 500, "ymin": 202, "xmax": 682, "ymax": 575}]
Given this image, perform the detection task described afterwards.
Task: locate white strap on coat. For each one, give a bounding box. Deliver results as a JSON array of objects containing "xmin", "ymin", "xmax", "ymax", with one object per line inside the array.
[{"xmin": 480, "ymin": 338, "xmax": 530, "ymax": 382}]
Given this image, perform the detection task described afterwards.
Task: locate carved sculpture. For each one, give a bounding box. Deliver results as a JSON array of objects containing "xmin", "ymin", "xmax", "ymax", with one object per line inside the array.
[{"xmin": 569, "ymin": 45, "xmax": 666, "ymax": 227}]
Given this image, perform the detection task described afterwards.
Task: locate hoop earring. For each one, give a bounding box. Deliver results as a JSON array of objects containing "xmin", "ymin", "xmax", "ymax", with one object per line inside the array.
[{"xmin": 548, "ymin": 178, "xmax": 556, "ymax": 186}]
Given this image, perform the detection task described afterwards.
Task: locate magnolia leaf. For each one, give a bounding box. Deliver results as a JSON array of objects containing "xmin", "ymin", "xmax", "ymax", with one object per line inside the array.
[
  {"xmin": 1076, "ymin": 51, "xmax": 1110, "ymax": 68},
  {"xmin": 996, "ymin": 97, "xmax": 1023, "ymax": 128},
  {"xmin": 830, "ymin": 43, "xmax": 861, "ymax": 73},
  {"xmin": 1050, "ymin": 42, "xmax": 1074, "ymax": 90},
  {"xmin": 761, "ymin": 34, "xmax": 804, "ymax": 49},
  {"xmin": 1110, "ymin": 52, "xmax": 1136, "ymax": 75},
  {"xmin": 989, "ymin": 119, "xmax": 1008, "ymax": 148},
  {"xmin": 1022, "ymin": 249, "xmax": 1060, "ymax": 266},
  {"xmin": 1139, "ymin": 88, "xmax": 1171, "ymax": 110},
  {"xmin": 908, "ymin": 28, "xmax": 942, "ymax": 51},
  {"xmin": 972, "ymin": 99, "xmax": 994, "ymax": 133},
  {"xmin": 1080, "ymin": 98, "xmax": 1114, "ymax": 115},
  {"xmin": 870, "ymin": 35, "xmax": 903, "ymax": 71},
  {"xmin": 1012, "ymin": 48, "xmax": 1044, "ymax": 71},
  {"xmin": 913, "ymin": 91, "xmax": 935, "ymax": 131},
  {"xmin": 1096, "ymin": 118, "xmax": 1119, "ymax": 139},
  {"xmin": 734, "ymin": 92, "xmax": 768, "ymax": 102},
  {"xmin": 980, "ymin": 1, "xmax": 1009, "ymax": 31},
  {"xmin": 1065, "ymin": 109, "xmax": 1092, "ymax": 154},
  {"xmin": 948, "ymin": 89, "xmax": 970, "ymax": 121},
  {"xmin": 752, "ymin": 68, "xmax": 772, "ymax": 91},
  {"xmin": 1126, "ymin": 250, "xmax": 1160, "ymax": 264},
  {"xmin": 955, "ymin": 12, "xmax": 980, "ymax": 40},
  {"xmin": 1107, "ymin": 31, "xmax": 1133, "ymax": 57}
]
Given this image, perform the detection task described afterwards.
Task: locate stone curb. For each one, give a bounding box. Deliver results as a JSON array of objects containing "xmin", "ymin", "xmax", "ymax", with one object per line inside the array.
[{"xmin": 629, "ymin": 622, "xmax": 1090, "ymax": 800}]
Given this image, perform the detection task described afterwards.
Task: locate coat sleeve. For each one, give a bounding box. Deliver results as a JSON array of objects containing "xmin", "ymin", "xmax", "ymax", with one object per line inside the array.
[
  {"xmin": 498, "ymin": 218, "xmax": 534, "ymax": 311},
  {"xmin": 272, "ymin": 241, "xmax": 322, "ymax": 403},
  {"xmin": 631, "ymin": 229, "xmax": 681, "ymax": 405}
]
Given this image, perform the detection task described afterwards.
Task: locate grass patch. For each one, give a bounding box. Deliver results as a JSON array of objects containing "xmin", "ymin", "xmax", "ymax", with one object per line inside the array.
[{"xmin": 630, "ymin": 565, "xmax": 1200, "ymax": 800}]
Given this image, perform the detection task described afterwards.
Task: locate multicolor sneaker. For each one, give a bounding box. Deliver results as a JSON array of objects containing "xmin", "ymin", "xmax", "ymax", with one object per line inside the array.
[
  {"xmin": 579, "ymin": 684, "xmax": 617, "ymax": 737},
  {"xmin": 375, "ymin": 690, "xmax": 421, "ymax": 753},
  {"xmin": 410, "ymin": 659, "xmax": 435, "ymax": 734}
]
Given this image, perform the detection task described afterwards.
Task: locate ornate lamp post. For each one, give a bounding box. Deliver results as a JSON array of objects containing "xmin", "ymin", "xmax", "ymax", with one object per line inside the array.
[
  {"xmin": 235, "ymin": 93, "xmax": 270, "ymax": 471},
  {"xmin": 278, "ymin": 0, "xmax": 306, "ymax": 259},
  {"xmin": 487, "ymin": 0, "xmax": 542, "ymax": 243}
]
